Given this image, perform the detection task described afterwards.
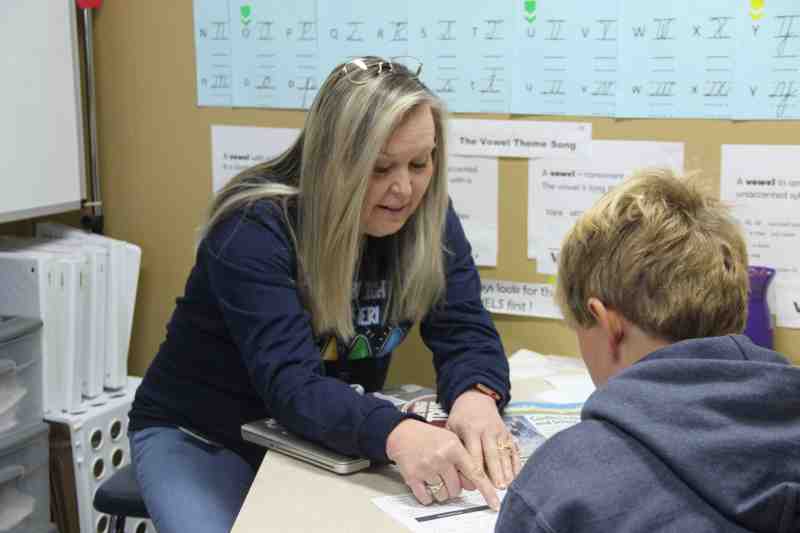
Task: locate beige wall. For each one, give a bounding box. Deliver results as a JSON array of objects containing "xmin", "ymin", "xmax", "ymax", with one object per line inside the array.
[{"xmin": 53, "ymin": 1, "xmax": 799, "ymax": 388}]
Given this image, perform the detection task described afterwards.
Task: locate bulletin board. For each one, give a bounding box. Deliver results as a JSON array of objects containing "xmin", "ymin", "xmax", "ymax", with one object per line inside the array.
[{"xmin": 84, "ymin": 1, "xmax": 800, "ymax": 387}]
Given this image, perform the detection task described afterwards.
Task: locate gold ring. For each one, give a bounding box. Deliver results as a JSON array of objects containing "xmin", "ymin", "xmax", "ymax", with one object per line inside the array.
[
  {"xmin": 497, "ymin": 438, "xmax": 514, "ymax": 451},
  {"xmin": 425, "ymin": 479, "xmax": 445, "ymax": 495}
]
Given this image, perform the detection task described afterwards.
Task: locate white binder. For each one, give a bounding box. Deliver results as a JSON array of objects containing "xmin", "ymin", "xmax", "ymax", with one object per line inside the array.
[
  {"xmin": 0, "ymin": 246, "xmax": 87, "ymax": 413},
  {"xmin": 0, "ymin": 237, "xmax": 108, "ymax": 398},
  {"xmin": 116, "ymin": 241, "xmax": 141, "ymax": 390},
  {"xmin": 55, "ymin": 255, "xmax": 86, "ymax": 413},
  {"xmin": 0, "ymin": 252, "xmax": 64, "ymax": 413},
  {"xmin": 36, "ymin": 223, "xmax": 141, "ymax": 390}
]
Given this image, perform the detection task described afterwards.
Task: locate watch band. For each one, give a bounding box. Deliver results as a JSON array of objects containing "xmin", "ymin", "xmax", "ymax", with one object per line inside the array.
[{"xmin": 474, "ymin": 383, "xmax": 502, "ymax": 402}]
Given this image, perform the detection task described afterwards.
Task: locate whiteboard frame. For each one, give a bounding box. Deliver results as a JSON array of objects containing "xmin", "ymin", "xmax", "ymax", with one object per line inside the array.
[{"xmin": 0, "ymin": 0, "xmax": 87, "ymax": 223}]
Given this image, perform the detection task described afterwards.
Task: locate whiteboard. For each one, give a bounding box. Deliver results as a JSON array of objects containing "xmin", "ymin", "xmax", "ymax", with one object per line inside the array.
[{"xmin": 0, "ymin": 0, "xmax": 86, "ymax": 223}]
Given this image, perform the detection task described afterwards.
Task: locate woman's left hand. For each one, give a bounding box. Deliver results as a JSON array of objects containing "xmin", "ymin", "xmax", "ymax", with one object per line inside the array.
[{"xmin": 446, "ymin": 389, "xmax": 522, "ymax": 490}]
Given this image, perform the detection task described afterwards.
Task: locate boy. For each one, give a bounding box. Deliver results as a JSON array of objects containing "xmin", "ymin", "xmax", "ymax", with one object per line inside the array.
[{"xmin": 495, "ymin": 169, "xmax": 800, "ymax": 533}]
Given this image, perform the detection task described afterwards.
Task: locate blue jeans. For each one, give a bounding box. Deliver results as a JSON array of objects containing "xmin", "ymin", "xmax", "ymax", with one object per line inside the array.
[{"xmin": 130, "ymin": 427, "xmax": 256, "ymax": 533}]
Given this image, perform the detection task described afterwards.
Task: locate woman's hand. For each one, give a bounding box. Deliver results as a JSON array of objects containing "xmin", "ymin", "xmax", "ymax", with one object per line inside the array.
[
  {"xmin": 386, "ymin": 419, "xmax": 500, "ymax": 510},
  {"xmin": 446, "ymin": 389, "xmax": 522, "ymax": 490}
]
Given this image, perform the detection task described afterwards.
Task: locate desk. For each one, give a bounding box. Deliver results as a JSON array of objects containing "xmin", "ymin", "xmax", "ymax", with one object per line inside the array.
[
  {"xmin": 232, "ymin": 354, "xmax": 593, "ymax": 533},
  {"xmin": 232, "ymin": 451, "xmax": 410, "ymax": 532}
]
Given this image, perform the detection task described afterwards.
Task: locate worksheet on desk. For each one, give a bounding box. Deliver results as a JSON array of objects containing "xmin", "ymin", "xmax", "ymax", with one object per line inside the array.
[{"xmin": 373, "ymin": 490, "xmax": 507, "ymax": 533}]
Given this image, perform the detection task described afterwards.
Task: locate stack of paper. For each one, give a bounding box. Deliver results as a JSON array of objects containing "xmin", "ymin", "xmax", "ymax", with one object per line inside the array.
[{"xmin": 507, "ymin": 349, "xmax": 595, "ymax": 414}]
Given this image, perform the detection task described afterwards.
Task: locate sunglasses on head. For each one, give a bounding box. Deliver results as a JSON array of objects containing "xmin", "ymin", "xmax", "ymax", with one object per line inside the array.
[{"xmin": 340, "ymin": 56, "xmax": 423, "ymax": 85}]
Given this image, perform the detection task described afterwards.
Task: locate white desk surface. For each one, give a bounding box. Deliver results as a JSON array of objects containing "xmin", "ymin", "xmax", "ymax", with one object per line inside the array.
[
  {"xmin": 233, "ymin": 358, "xmax": 592, "ymax": 533},
  {"xmin": 232, "ymin": 451, "xmax": 411, "ymax": 533}
]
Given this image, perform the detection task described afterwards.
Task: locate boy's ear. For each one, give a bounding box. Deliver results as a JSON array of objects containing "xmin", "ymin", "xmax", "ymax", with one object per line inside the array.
[{"xmin": 587, "ymin": 297, "xmax": 624, "ymax": 357}]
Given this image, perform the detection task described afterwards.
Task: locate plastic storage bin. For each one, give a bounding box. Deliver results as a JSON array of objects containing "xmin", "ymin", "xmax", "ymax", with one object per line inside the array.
[
  {"xmin": 0, "ymin": 317, "xmax": 43, "ymax": 436},
  {"xmin": 0, "ymin": 422, "xmax": 50, "ymax": 533}
]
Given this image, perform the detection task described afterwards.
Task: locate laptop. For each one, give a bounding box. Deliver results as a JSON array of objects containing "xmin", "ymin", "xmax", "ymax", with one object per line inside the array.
[{"xmin": 242, "ymin": 418, "xmax": 371, "ymax": 474}]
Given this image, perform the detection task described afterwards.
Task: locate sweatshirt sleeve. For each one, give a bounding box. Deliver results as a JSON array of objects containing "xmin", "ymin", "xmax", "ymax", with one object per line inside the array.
[
  {"xmin": 495, "ymin": 487, "xmax": 557, "ymax": 533},
  {"xmin": 420, "ymin": 202, "xmax": 510, "ymax": 411},
  {"xmin": 202, "ymin": 203, "xmax": 413, "ymax": 462}
]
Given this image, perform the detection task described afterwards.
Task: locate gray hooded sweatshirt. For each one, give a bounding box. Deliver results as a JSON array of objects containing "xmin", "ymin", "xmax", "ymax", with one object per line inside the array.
[{"xmin": 495, "ymin": 335, "xmax": 800, "ymax": 533}]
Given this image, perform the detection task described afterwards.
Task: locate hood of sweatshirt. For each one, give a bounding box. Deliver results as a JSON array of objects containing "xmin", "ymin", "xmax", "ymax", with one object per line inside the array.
[{"xmin": 583, "ymin": 335, "xmax": 800, "ymax": 533}]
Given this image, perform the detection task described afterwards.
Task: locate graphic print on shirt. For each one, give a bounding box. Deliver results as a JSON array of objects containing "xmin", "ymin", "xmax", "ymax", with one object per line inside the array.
[{"xmin": 319, "ymin": 280, "xmax": 410, "ymax": 362}]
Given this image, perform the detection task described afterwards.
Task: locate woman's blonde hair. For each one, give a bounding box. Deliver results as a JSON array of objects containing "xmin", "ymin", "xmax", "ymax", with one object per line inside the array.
[
  {"xmin": 201, "ymin": 57, "xmax": 449, "ymax": 340},
  {"xmin": 555, "ymin": 168, "xmax": 749, "ymax": 341}
]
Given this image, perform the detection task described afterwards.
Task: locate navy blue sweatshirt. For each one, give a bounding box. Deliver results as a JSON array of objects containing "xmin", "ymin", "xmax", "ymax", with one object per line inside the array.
[
  {"xmin": 496, "ymin": 335, "xmax": 800, "ymax": 533},
  {"xmin": 129, "ymin": 199, "xmax": 509, "ymax": 470}
]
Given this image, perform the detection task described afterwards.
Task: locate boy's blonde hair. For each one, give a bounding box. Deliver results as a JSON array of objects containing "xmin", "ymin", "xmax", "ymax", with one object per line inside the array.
[{"xmin": 555, "ymin": 168, "xmax": 749, "ymax": 341}]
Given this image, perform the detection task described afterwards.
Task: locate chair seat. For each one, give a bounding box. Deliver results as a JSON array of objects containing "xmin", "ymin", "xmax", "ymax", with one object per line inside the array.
[{"xmin": 93, "ymin": 464, "xmax": 149, "ymax": 518}]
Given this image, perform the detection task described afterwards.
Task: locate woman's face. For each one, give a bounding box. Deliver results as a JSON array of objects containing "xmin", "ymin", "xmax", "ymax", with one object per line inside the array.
[{"xmin": 361, "ymin": 104, "xmax": 436, "ymax": 237}]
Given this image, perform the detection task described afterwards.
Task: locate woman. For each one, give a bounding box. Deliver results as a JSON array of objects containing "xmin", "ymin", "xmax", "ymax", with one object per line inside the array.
[{"xmin": 129, "ymin": 56, "xmax": 519, "ymax": 533}]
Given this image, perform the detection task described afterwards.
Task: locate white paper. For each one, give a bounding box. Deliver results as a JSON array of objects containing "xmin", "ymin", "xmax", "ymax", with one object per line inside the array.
[
  {"xmin": 535, "ymin": 382, "xmax": 596, "ymax": 405},
  {"xmin": 508, "ymin": 349, "xmax": 587, "ymax": 380},
  {"xmin": 543, "ymin": 373, "xmax": 595, "ymax": 391},
  {"xmin": 524, "ymin": 412, "xmax": 581, "ymax": 439},
  {"xmin": 508, "ymin": 349, "xmax": 595, "ymax": 412},
  {"xmin": 770, "ymin": 280, "xmax": 800, "ymax": 329},
  {"xmin": 528, "ymin": 140, "xmax": 685, "ymax": 272},
  {"xmin": 448, "ymin": 156, "xmax": 498, "ymax": 267},
  {"xmin": 371, "ymin": 411, "xmax": 580, "ymax": 532},
  {"xmin": 720, "ymin": 145, "xmax": 800, "ymax": 281},
  {"xmin": 373, "ymin": 490, "xmax": 506, "ymax": 533},
  {"xmin": 211, "ymin": 125, "xmax": 299, "ymax": 193},
  {"xmin": 449, "ymin": 119, "xmax": 592, "ymax": 159},
  {"xmin": 480, "ymin": 279, "xmax": 562, "ymax": 319}
]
